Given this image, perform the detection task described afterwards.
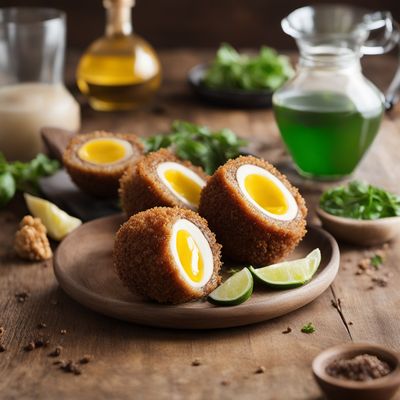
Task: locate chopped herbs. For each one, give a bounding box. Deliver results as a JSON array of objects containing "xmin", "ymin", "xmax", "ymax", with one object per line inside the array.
[
  {"xmin": 320, "ymin": 181, "xmax": 400, "ymax": 220},
  {"xmin": 143, "ymin": 120, "xmax": 247, "ymax": 174},
  {"xmin": 0, "ymin": 153, "xmax": 59, "ymax": 207},
  {"xmin": 370, "ymin": 254, "xmax": 383, "ymax": 269},
  {"xmin": 203, "ymin": 43, "xmax": 294, "ymax": 91},
  {"xmin": 301, "ymin": 322, "xmax": 316, "ymax": 334}
]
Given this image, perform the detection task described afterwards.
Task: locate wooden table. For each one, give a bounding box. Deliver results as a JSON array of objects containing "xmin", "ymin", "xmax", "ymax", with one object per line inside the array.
[{"xmin": 1, "ymin": 50, "xmax": 400, "ymax": 400}]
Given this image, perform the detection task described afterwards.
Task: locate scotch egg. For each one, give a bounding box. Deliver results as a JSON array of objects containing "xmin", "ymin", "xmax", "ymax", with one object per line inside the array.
[
  {"xmin": 63, "ymin": 131, "xmax": 144, "ymax": 197},
  {"xmin": 113, "ymin": 207, "xmax": 222, "ymax": 304},
  {"xmin": 119, "ymin": 148, "xmax": 208, "ymax": 217},
  {"xmin": 199, "ymin": 156, "xmax": 307, "ymax": 265}
]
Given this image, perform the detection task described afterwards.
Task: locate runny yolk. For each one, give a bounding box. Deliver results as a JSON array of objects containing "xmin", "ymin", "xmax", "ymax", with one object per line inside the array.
[
  {"xmin": 78, "ymin": 139, "xmax": 127, "ymax": 165},
  {"xmin": 176, "ymin": 229, "xmax": 204, "ymax": 283},
  {"xmin": 244, "ymin": 174, "xmax": 289, "ymax": 215},
  {"xmin": 164, "ymin": 169, "xmax": 202, "ymax": 206}
]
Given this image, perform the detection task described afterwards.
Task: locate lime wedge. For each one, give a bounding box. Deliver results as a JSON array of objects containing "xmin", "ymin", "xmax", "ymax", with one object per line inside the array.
[
  {"xmin": 24, "ymin": 193, "xmax": 82, "ymax": 241},
  {"xmin": 249, "ymin": 248, "xmax": 321, "ymax": 289},
  {"xmin": 208, "ymin": 268, "xmax": 253, "ymax": 306}
]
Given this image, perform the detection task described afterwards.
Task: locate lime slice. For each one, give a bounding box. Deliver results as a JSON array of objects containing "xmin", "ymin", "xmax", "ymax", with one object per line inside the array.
[
  {"xmin": 249, "ymin": 248, "xmax": 321, "ymax": 289},
  {"xmin": 208, "ymin": 268, "xmax": 253, "ymax": 306},
  {"xmin": 24, "ymin": 193, "xmax": 82, "ymax": 241}
]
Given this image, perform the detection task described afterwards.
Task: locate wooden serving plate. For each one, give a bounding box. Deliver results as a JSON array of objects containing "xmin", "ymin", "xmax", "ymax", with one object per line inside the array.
[{"xmin": 54, "ymin": 214, "xmax": 340, "ymax": 329}]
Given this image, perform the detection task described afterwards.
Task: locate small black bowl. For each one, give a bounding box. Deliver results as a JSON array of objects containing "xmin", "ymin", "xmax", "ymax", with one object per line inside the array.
[{"xmin": 187, "ymin": 63, "xmax": 274, "ymax": 109}]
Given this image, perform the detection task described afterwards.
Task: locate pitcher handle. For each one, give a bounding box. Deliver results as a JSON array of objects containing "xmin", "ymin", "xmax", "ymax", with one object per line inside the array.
[{"xmin": 361, "ymin": 12, "xmax": 400, "ymax": 110}]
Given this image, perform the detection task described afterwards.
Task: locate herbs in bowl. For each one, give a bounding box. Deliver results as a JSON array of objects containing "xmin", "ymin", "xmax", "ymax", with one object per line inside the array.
[
  {"xmin": 188, "ymin": 43, "xmax": 294, "ymax": 108},
  {"xmin": 317, "ymin": 181, "xmax": 400, "ymax": 245}
]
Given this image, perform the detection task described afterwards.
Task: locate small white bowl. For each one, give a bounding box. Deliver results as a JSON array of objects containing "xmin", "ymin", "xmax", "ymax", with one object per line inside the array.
[{"xmin": 316, "ymin": 208, "xmax": 400, "ymax": 246}]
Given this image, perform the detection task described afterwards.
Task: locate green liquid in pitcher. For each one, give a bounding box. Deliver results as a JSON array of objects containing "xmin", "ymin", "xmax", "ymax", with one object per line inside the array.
[{"xmin": 273, "ymin": 91, "xmax": 383, "ymax": 179}]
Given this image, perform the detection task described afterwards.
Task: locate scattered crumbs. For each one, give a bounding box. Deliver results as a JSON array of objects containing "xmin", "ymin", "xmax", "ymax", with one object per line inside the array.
[
  {"xmin": 60, "ymin": 360, "xmax": 82, "ymax": 376},
  {"xmin": 60, "ymin": 329, "xmax": 67, "ymax": 335},
  {"xmin": 0, "ymin": 344, "xmax": 6, "ymax": 352},
  {"xmin": 371, "ymin": 277, "xmax": 388, "ymax": 287},
  {"xmin": 79, "ymin": 355, "xmax": 92, "ymax": 364},
  {"xmin": 0, "ymin": 327, "xmax": 4, "ymax": 335},
  {"xmin": 48, "ymin": 346, "xmax": 62, "ymax": 357},
  {"xmin": 221, "ymin": 380, "xmax": 230, "ymax": 386},
  {"xmin": 37, "ymin": 322, "xmax": 47, "ymax": 329},
  {"xmin": 281, "ymin": 327, "xmax": 292, "ymax": 334},
  {"xmin": 15, "ymin": 291, "xmax": 29, "ymax": 303},
  {"xmin": 301, "ymin": 322, "xmax": 316, "ymax": 334},
  {"xmin": 255, "ymin": 366, "xmax": 266, "ymax": 374},
  {"xmin": 191, "ymin": 358, "xmax": 202, "ymax": 366},
  {"xmin": 348, "ymin": 321, "xmax": 353, "ymax": 326},
  {"xmin": 24, "ymin": 341, "xmax": 36, "ymax": 352},
  {"xmin": 53, "ymin": 359, "xmax": 64, "ymax": 366}
]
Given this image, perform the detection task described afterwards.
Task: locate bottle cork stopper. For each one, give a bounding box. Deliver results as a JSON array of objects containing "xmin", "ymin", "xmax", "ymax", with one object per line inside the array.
[{"xmin": 103, "ymin": 0, "xmax": 135, "ymax": 8}]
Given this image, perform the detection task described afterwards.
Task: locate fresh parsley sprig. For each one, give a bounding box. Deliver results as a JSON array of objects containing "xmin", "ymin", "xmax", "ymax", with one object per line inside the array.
[
  {"xmin": 320, "ymin": 181, "xmax": 400, "ymax": 220},
  {"xmin": 203, "ymin": 43, "xmax": 294, "ymax": 91},
  {"xmin": 143, "ymin": 120, "xmax": 247, "ymax": 174},
  {"xmin": 0, "ymin": 153, "xmax": 59, "ymax": 207}
]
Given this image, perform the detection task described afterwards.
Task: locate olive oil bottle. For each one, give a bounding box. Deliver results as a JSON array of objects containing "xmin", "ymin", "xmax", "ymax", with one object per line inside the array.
[{"xmin": 76, "ymin": 0, "xmax": 161, "ymax": 111}]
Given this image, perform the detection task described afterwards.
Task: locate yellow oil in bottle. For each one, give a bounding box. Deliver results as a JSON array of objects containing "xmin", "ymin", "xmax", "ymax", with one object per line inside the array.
[{"xmin": 76, "ymin": 0, "xmax": 161, "ymax": 111}]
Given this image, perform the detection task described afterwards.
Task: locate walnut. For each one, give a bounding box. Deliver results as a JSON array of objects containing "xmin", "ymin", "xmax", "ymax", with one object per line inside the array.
[{"xmin": 14, "ymin": 216, "xmax": 52, "ymax": 261}]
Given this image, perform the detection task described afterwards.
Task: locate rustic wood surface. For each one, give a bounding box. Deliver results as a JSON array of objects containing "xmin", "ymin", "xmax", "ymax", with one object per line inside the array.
[{"xmin": 0, "ymin": 49, "xmax": 400, "ymax": 400}]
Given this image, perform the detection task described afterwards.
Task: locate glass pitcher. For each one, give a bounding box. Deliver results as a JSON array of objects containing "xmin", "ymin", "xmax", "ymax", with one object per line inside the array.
[{"xmin": 273, "ymin": 5, "xmax": 400, "ymax": 180}]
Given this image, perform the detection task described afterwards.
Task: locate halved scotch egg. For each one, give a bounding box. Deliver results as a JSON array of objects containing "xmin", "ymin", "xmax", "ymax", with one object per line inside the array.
[
  {"xmin": 199, "ymin": 156, "xmax": 307, "ymax": 265},
  {"xmin": 63, "ymin": 131, "xmax": 144, "ymax": 197},
  {"xmin": 119, "ymin": 149, "xmax": 208, "ymax": 217},
  {"xmin": 113, "ymin": 207, "xmax": 222, "ymax": 304}
]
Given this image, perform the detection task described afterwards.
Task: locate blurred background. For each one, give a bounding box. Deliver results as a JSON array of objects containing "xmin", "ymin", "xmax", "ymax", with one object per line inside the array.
[{"xmin": 2, "ymin": 0, "xmax": 400, "ymax": 50}]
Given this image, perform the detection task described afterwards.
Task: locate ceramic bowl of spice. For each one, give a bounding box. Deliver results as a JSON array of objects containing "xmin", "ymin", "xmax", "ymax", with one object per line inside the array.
[{"xmin": 312, "ymin": 343, "xmax": 400, "ymax": 400}]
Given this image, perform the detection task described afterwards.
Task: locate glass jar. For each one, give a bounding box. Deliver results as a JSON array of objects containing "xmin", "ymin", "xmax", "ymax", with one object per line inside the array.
[
  {"xmin": 0, "ymin": 7, "xmax": 80, "ymax": 161},
  {"xmin": 273, "ymin": 5, "xmax": 400, "ymax": 180}
]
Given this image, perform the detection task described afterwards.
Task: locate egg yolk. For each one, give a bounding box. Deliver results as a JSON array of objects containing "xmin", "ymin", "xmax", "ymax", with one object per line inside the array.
[
  {"xmin": 244, "ymin": 174, "xmax": 289, "ymax": 215},
  {"xmin": 78, "ymin": 139, "xmax": 128, "ymax": 165},
  {"xmin": 164, "ymin": 169, "xmax": 202, "ymax": 207},
  {"xmin": 176, "ymin": 229, "xmax": 204, "ymax": 283}
]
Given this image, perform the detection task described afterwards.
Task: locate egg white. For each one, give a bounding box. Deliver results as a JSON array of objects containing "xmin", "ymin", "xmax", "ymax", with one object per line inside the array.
[
  {"xmin": 78, "ymin": 137, "xmax": 133, "ymax": 166},
  {"xmin": 236, "ymin": 164, "xmax": 298, "ymax": 221},
  {"xmin": 169, "ymin": 218, "xmax": 213, "ymax": 288},
  {"xmin": 156, "ymin": 162, "xmax": 206, "ymax": 209}
]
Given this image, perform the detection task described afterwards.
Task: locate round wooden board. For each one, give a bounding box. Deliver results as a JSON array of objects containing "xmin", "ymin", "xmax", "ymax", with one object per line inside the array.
[{"xmin": 54, "ymin": 214, "xmax": 340, "ymax": 329}]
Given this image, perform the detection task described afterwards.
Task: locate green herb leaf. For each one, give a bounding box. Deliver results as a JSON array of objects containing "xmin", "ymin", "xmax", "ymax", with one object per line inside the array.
[
  {"xmin": 142, "ymin": 120, "xmax": 247, "ymax": 174},
  {"xmin": 0, "ymin": 172, "xmax": 16, "ymax": 207},
  {"xmin": 203, "ymin": 43, "xmax": 294, "ymax": 91},
  {"xmin": 0, "ymin": 153, "xmax": 59, "ymax": 207},
  {"xmin": 320, "ymin": 181, "xmax": 400, "ymax": 220},
  {"xmin": 370, "ymin": 254, "xmax": 383, "ymax": 269},
  {"xmin": 301, "ymin": 322, "xmax": 316, "ymax": 334}
]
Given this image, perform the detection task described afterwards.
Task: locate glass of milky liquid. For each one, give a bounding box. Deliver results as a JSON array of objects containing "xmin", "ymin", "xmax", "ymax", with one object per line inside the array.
[{"xmin": 0, "ymin": 7, "xmax": 80, "ymax": 161}]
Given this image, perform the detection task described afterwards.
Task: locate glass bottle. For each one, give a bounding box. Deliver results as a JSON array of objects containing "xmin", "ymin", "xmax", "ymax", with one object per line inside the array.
[
  {"xmin": 76, "ymin": 0, "xmax": 161, "ymax": 111},
  {"xmin": 273, "ymin": 5, "xmax": 400, "ymax": 180}
]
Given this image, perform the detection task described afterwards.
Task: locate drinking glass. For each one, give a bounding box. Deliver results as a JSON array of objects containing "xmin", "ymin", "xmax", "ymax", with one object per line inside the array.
[{"xmin": 0, "ymin": 7, "xmax": 80, "ymax": 161}]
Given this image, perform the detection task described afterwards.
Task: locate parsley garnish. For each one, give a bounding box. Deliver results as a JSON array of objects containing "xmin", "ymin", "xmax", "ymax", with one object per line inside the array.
[
  {"xmin": 301, "ymin": 322, "xmax": 316, "ymax": 334},
  {"xmin": 143, "ymin": 120, "xmax": 247, "ymax": 174},
  {"xmin": 320, "ymin": 181, "xmax": 400, "ymax": 220},
  {"xmin": 370, "ymin": 254, "xmax": 383, "ymax": 269},
  {"xmin": 0, "ymin": 153, "xmax": 59, "ymax": 207}
]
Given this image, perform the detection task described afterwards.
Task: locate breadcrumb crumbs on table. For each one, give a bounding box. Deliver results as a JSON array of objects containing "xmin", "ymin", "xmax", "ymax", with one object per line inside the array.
[{"xmin": 14, "ymin": 215, "xmax": 52, "ymax": 261}]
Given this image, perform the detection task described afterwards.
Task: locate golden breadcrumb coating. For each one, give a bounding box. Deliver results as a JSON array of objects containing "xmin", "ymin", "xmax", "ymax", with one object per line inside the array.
[
  {"xmin": 63, "ymin": 131, "xmax": 144, "ymax": 198},
  {"xmin": 114, "ymin": 207, "xmax": 222, "ymax": 304},
  {"xmin": 119, "ymin": 148, "xmax": 209, "ymax": 217},
  {"xmin": 14, "ymin": 216, "xmax": 52, "ymax": 261},
  {"xmin": 199, "ymin": 156, "xmax": 307, "ymax": 266}
]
